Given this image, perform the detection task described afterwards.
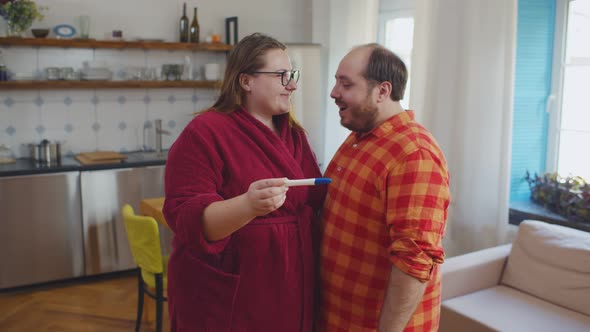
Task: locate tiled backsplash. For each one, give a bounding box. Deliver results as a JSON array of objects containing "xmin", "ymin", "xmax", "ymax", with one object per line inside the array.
[{"xmin": 0, "ymin": 46, "xmax": 225, "ymax": 158}]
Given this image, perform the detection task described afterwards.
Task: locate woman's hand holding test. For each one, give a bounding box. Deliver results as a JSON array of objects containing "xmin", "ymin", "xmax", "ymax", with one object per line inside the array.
[
  {"xmin": 202, "ymin": 177, "xmax": 288, "ymax": 241},
  {"xmin": 244, "ymin": 177, "xmax": 288, "ymax": 216}
]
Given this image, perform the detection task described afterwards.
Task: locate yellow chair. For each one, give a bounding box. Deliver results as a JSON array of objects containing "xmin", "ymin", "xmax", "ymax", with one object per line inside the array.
[{"xmin": 122, "ymin": 204, "xmax": 168, "ymax": 332}]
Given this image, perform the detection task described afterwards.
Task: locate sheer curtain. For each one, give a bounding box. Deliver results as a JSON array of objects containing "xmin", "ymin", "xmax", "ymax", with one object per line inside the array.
[
  {"xmin": 410, "ymin": 0, "xmax": 518, "ymax": 256},
  {"xmin": 312, "ymin": 0, "xmax": 379, "ymax": 169}
]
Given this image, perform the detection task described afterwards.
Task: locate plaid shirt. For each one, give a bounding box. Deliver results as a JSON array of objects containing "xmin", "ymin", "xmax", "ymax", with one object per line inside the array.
[{"xmin": 317, "ymin": 111, "xmax": 450, "ymax": 332}]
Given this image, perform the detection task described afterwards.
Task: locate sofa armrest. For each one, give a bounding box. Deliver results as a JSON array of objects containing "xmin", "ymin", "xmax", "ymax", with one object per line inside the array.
[{"xmin": 441, "ymin": 244, "xmax": 512, "ymax": 301}]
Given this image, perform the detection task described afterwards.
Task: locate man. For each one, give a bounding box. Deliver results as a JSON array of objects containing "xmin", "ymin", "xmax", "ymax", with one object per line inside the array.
[{"xmin": 317, "ymin": 44, "xmax": 450, "ymax": 332}]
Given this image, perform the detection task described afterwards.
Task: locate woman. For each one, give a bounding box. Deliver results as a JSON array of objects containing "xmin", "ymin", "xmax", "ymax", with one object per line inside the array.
[{"xmin": 163, "ymin": 33, "xmax": 326, "ymax": 331}]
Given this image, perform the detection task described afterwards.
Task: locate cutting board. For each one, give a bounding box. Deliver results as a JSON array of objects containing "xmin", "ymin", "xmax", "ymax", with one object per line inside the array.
[
  {"xmin": 78, "ymin": 151, "xmax": 126, "ymax": 161},
  {"xmin": 76, "ymin": 151, "xmax": 126, "ymax": 165}
]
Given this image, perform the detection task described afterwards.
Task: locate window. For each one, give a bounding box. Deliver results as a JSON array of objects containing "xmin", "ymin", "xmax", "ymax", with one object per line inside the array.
[
  {"xmin": 511, "ymin": 0, "xmax": 590, "ymax": 202},
  {"xmin": 378, "ymin": 9, "xmax": 414, "ymax": 109},
  {"xmin": 549, "ymin": 0, "xmax": 590, "ymax": 181}
]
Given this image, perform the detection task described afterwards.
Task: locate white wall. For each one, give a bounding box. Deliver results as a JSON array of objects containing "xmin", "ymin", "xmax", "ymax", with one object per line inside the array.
[
  {"xmin": 1, "ymin": 0, "xmax": 378, "ymax": 163},
  {"xmin": 312, "ymin": 0, "xmax": 379, "ymax": 168},
  {"xmin": 380, "ymin": 0, "xmax": 414, "ymax": 11},
  {"xmin": 31, "ymin": 0, "xmax": 310, "ymax": 43},
  {"xmin": 0, "ymin": 0, "xmax": 314, "ymax": 157},
  {"xmin": 0, "ymin": 0, "xmax": 379, "ymax": 167},
  {"xmin": 288, "ymin": 44, "xmax": 324, "ymax": 166}
]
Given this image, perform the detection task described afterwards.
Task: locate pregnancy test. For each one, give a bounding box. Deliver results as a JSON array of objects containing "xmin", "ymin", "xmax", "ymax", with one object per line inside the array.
[{"xmin": 285, "ymin": 178, "xmax": 332, "ymax": 187}]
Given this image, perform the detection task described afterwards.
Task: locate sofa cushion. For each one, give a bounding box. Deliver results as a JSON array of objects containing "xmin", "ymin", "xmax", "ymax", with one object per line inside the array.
[
  {"xmin": 440, "ymin": 285, "xmax": 590, "ymax": 332},
  {"xmin": 500, "ymin": 220, "xmax": 590, "ymax": 316},
  {"xmin": 441, "ymin": 244, "xmax": 511, "ymax": 301}
]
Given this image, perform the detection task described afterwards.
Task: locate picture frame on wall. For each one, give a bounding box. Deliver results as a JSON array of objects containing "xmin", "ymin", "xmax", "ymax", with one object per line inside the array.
[{"xmin": 225, "ymin": 17, "xmax": 238, "ymax": 45}]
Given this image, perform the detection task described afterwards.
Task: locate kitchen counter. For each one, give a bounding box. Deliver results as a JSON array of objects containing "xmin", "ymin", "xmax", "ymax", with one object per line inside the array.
[
  {"xmin": 0, "ymin": 151, "xmax": 167, "ymax": 177},
  {"xmin": 0, "ymin": 151, "xmax": 169, "ymax": 289}
]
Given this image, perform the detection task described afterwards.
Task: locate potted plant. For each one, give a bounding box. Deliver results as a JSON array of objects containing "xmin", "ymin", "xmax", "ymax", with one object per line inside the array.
[
  {"xmin": 0, "ymin": 0, "xmax": 46, "ymax": 37},
  {"xmin": 525, "ymin": 171, "xmax": 590, "ymax": 224}
]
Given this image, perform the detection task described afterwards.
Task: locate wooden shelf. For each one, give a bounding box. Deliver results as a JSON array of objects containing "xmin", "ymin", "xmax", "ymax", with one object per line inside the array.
[
  {"xmin": 0, "ymin": 80, "xmax": 221, "ymax": 90},
  {"xmin": 0, "ymin": 37, "xmax": 232, "ymax": 52}
]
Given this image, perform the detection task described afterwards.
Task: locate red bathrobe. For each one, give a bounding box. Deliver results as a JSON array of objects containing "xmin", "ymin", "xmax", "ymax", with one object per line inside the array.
[{"xmin": 163, "ymin": 107, "xmax": 326, "ymax": 332}]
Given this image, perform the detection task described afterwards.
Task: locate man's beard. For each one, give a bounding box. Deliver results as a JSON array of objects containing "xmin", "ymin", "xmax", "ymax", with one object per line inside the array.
[{"xmin": 341, "ymin": 96, "xmax": 379, "ymax": 133}]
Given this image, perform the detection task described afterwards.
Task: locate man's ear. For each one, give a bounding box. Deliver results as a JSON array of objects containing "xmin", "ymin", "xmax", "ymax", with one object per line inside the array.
[
  {"xmin": 239, "ymin": 73, "xmax": 252, "ymax": 92},
  {"xmin": 376, "ymin": 81, "xmax": 392, "ymax": 103}
]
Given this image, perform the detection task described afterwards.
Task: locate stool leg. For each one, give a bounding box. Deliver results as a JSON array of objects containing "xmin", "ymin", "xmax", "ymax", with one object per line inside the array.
[
  {"xmin": 155, "ymin": 273, "xmax": 164, "ymax": 332},
  {"xmin": 136, "ymin": 269, "xmax": 144, "ymax": 332}
]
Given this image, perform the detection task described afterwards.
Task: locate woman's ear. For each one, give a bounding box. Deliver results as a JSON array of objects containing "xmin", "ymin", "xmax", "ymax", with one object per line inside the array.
[{"xmin": 239, "ymin": 73, "xmax": 252, "ymax": 92}]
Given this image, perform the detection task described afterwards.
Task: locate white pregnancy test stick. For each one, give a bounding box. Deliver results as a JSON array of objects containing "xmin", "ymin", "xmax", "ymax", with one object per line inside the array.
[{"xmin": 285, "ymin": 178, "xmax": 332, "ymax": 187}]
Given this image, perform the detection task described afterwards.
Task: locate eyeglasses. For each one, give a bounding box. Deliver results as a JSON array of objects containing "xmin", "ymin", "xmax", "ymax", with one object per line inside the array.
[{"xmin": 248, "ymin": 70, "xmax": 300, "ymax": 86}]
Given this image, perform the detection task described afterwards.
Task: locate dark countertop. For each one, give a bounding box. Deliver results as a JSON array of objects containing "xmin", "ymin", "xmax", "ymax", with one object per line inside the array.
[{"xmin": 0, "ymin": 151, "xmax": 167, "ymax": 177}]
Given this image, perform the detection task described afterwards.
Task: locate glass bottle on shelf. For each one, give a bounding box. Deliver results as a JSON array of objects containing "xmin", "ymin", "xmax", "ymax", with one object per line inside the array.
[
  {"xmin": 179, "ymin": 2, "xmax": 189, "ymax": 42},
  {"xmin": 0, "ymin": 50, "xmax": 8, "ymax": 81},
  {"xmin": 190, "ymin": 7, "xmax": 200, "ymax": 43}
]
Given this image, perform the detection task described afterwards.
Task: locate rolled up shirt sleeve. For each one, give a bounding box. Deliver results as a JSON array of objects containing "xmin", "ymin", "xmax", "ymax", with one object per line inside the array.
[{"xmin": 386, "ymin": 149, "xmax": 450, "ymax": 282}]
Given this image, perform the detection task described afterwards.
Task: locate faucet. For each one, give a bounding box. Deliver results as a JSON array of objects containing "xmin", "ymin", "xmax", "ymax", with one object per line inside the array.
[{"xmin": 154, "ymin": 119, "xmax": 171, "ymax": 154}]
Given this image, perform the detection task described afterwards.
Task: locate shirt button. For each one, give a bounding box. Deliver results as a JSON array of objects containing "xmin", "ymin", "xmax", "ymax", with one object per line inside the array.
[
  {"xmin": 352, "ymin": 143, "xmax": 358, "ymax": 148},
  {"xmin": 337, "ymin": 166, "xmax": 342, "ymax": 171}
]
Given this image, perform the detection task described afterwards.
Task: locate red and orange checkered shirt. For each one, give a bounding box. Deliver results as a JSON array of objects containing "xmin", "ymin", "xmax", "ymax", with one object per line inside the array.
[{"xmin": 317, "ymin": 110, "xmax": 450, "ymax": 332}]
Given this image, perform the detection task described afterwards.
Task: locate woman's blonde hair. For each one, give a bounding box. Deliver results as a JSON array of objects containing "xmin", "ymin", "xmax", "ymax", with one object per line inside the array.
[{"xmin": 205, "ymin": 33, "xmax": 301, "ymax": 129}]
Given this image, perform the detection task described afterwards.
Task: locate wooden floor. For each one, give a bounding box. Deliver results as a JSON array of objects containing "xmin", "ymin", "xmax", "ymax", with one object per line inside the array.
[{"xmin": 0, "ymin": 271, "xmax": 169, "ymax": 332}]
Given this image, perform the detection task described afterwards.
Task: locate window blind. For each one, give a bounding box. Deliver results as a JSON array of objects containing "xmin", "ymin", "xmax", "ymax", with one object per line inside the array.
[{"xmin": 510, "ymin": 0, "xmax": 556, "ymax": 201}]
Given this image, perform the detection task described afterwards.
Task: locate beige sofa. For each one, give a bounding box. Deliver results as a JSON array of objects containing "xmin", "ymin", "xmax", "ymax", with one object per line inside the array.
[{"xmin": 439, "ymin": 220, "xmax": 590, "ymax": 332}]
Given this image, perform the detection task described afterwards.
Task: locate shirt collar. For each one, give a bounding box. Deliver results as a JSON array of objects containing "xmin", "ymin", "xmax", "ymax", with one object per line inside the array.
[{"xmin": 355, "ymin": 110, "xmax": 415, "ymax": 140}]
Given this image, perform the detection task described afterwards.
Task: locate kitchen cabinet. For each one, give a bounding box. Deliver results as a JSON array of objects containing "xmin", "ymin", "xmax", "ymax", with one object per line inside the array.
[
  {"xmin": 80, "ymin": 165, "xmax": 167, "ymax": 276},
  {"xmin": 0, "ymin": 154, "xmax": 168, "ymax": 289},
  {"xmin": 141, "ymin": 166, "xmax": 173, "ymax": 256},
  {"xmin": 0, "ymin": 172, "xmax": 84, "ymax": 289},
  {"xmin": 0, "ymin": 37, "xmax": 230, "ymax": 90},
  {"xmin": 81, "ymin": 168, "xmax": 141, "ymax": 275},
  {"xmin": 141, "ymin": 166, "xmax": 166, "ymax": 197}
]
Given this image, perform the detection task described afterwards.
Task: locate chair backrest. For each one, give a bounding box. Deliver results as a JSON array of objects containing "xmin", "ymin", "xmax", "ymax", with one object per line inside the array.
[{"xmin": 122, "ymin": 204, "xmax": 164, "ymax": 274}]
